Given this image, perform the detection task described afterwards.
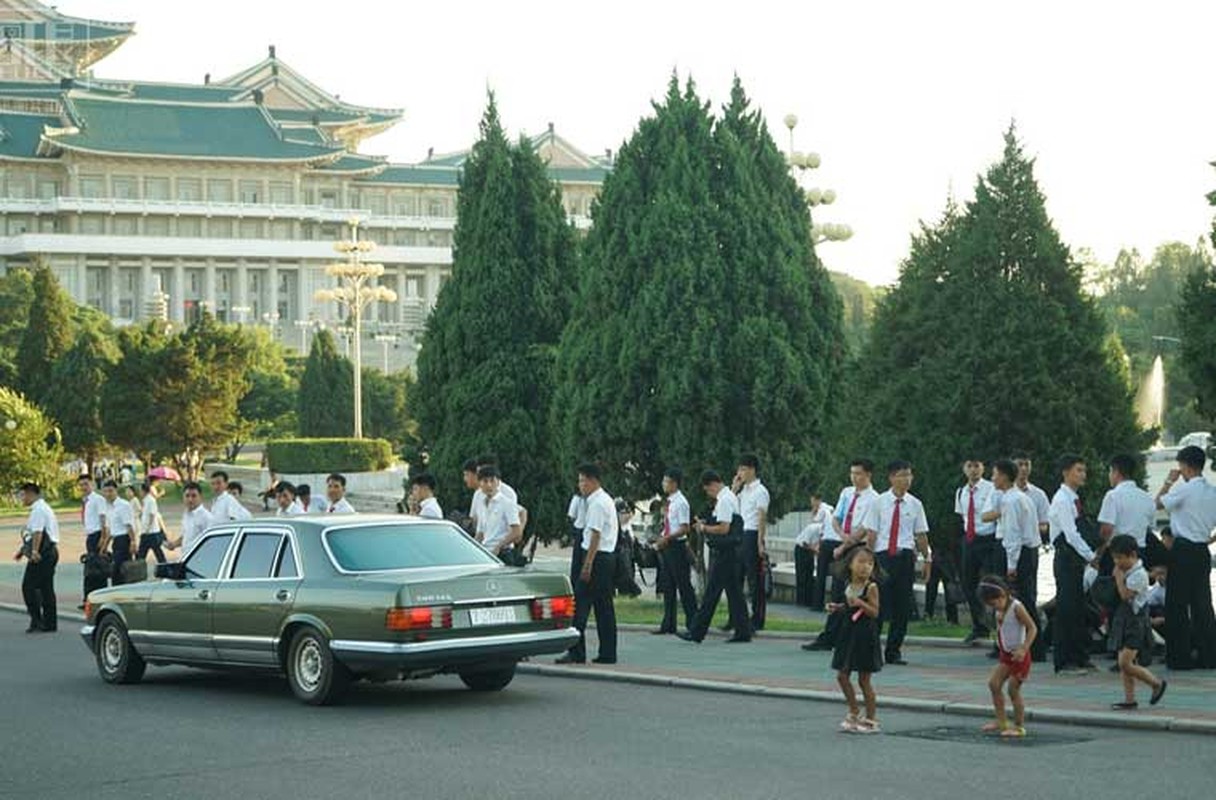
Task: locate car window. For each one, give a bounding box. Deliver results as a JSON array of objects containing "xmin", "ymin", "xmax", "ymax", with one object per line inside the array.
[
  {"xmin": 325, "ymin": 523, "xmax": 499, "ymax": 572},
  {"xmin": 185, "ymin": 534, "xmax": 233, "ymax": 579},
  {"xmin": 231, "ymin": 532, "xmax": 283, "ymax": 579},
  {"xmin": 275, "ymin": 537, "xmax": 298, "ymax": 579}
]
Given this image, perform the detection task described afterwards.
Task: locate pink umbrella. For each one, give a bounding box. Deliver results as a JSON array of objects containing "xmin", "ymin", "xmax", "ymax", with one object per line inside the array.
[{"xmin": 148, "ymin": 466, "xmax": 182, "ymax": 481}]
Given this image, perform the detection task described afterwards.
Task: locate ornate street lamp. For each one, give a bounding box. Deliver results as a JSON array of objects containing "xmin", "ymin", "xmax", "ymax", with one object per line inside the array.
[
  {"xmin": 314, "ymin": 220, "xmax": 398, "ymax": 438},
  {"xmin": 784, "ymin": 114, "xmax": 852, "ymax": 245}
]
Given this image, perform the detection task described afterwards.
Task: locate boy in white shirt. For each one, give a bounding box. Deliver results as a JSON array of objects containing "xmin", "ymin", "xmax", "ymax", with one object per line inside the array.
[
  {"xmin": 1108, "ymin": 535, "xmax": 1167, "ymax": 709},
  {"xmin": 409, "ymin": 473, "xmax": 443, "ymax": 519}
]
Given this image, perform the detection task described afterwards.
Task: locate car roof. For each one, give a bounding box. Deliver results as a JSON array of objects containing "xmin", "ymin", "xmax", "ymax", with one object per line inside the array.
[{"xmin": 280, "ymin": 513, "xmax": 446, "ymax": 529}]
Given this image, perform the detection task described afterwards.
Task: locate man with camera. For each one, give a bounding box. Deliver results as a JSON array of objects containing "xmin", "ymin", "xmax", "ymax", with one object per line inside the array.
[
  {"xmin": 14, "ymin": 482, "xmax": 59, "ymax": 633},
  {"xmin": 653, "ymin": 467, "xmax": 698, "ymax": 635},
  {"xmin": 679, "ymin": 470, "xmax": 752, "ymax": 644}
]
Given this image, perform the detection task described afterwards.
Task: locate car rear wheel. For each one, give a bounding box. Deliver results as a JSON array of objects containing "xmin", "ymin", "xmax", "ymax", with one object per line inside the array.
[
  {"xmin": 286, "ymin": 627, "xmax": 350, "ymax": 705},
  {"xmin": 459, "ymin": 664, "xmax": 516, "ymax": 692},
  {"xmin": 95, "ymin": 616, "xmax": 146, "ymax": 685}
]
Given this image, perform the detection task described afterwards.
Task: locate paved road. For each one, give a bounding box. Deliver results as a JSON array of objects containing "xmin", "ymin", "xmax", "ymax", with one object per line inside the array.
[{"xmin": 1, "ymin": 612, "xmax": 1210, "ymax": 800}]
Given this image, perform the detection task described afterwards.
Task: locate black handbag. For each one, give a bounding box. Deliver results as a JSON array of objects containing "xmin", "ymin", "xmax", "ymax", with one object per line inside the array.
[
  {"xmin": 120, "ymin": 559, "xmax": 148, "ymax": 584},
  {"xmin": 705, "ymin": 513, "xmax": 745, "ymax": 551},
  {"xmin": 613, "ymin": 533, "xmax": 642, "ymax": 596},
  {"xmin": 82, "ymin": 552, "xmax": 112, "ymax": 580}
]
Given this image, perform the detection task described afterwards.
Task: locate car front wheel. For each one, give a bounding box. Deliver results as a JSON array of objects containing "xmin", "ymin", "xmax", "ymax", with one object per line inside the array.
[
  {"xmin": 459, "ymin": 664, "xmax": 516, "ymax": 692},
  {"xmin": 95, "ymin": 616, "xmax": 146, "ymax": 685},
  {"xmin": 286, "ymin": 627, "xmax": 350, "ymax": 705}
]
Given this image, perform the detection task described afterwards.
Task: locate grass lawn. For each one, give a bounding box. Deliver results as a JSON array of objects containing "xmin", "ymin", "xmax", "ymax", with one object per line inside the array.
[{"xmin": 612, "ymin": 596, "xmax": 972, "ymax": 639}]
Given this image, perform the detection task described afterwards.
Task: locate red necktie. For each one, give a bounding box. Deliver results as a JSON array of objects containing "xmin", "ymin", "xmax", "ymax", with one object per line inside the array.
[
  {"xmin": 888, "ymin": 497, "xmax": 902, "ymax": 556},
  {"xmin": 966, "ymin": 488, "xmax": 976, "ymax": 543},
  {"xmin": 843, "ymin": 493, "xmax": 859, "ymax": 536}
]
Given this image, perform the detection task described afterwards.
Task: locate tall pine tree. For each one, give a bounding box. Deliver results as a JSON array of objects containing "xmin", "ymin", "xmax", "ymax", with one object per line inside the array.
[
  {"xmin": 298, "ymin": 328, "xmax": 354, "ymax": 437},
  {"xmin": 47, "ymin": 328, "xmax": 118, "ymax": 474},
  {"xmin": 552, "ymin": 76, "xmax": 844, "ymax": 510},
  {"xmin": 15, "ymin": 264, "xmax": 74, "ymax": 406},
  {"xmin": 849, "ymin": 127, "xmax": 1144, "ymax": 527},
  {"xmin": 413, "ymin": 94, "xmax": 576, "ymax": 535}
]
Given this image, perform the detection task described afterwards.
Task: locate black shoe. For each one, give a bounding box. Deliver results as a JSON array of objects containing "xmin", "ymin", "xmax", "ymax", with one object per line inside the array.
[
  {"xmin": 676, "ymin": 632, "xmax": 702, "ymax": 644},
  {"xmin": 592, "ymin": 656, "xmax": 617, "ymax": 665},
  {"xmin": 718, "ymin": 623, "xmax": 734, "ymax": 632},
  {"xmin": 885, "ymin": 654, "xmax": 907, "ymax": 665},
  {"xmin": 725, "ymin": 636, "xmax": 752, "ymax": 644},
  {"xmin": 651, "ymin": 628, "xmax": 675, "ymax": 636},
  {"xmin": 1111, "ymin": 701, "xmax": 1139, "ymax": 710},
  {"xmin": 803, "ymin": 640, "xmax": 833, "ymax": 652},
  {"xmin": 41, "ymin": 626, "xmax": 57, "ymax": 633},
  {"xmin": 1151, "ymin": 680, "xmax": 1168, "ymax": 705},
  {"xmin": 25, "ymin": 625, "xmax": 40, "ymax": 633},
  {"xmin": 554, "ymin": 654, "xmax": 585, "ymax": 665}
]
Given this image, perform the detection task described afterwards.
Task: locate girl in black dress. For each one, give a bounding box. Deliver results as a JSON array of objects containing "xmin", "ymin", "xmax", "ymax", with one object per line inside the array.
[{"xmin": 830, "ymin": 544, "xmax": 882, "ymax": 733}]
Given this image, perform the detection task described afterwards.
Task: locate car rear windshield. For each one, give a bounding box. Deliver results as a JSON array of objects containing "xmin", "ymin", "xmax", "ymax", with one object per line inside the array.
[{"xmin": 324, "ymin": 523, "xmax": 499, "ymax": 572}]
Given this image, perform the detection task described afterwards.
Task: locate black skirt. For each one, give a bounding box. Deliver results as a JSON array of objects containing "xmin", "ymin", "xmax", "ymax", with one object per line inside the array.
[
  {"xmin": 1110, "ymin": 602, "xmax": 1152, "ymax": 656},
  {"xmin": 831, "ymin": 607, "xmax": 883, "ymax": 673}
]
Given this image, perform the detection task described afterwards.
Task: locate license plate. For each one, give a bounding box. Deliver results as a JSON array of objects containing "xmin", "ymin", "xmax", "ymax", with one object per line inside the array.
[{"xmin": 469, "ymin": 606, "xmax": 517, "ymax": 626}]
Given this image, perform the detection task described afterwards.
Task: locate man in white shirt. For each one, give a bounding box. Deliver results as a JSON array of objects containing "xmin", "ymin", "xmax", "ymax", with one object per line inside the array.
[
  {"xmin": 993, "ymin": 460, "xmax": 1042, "ymax": 654},
  {"xmin": 806, "ymin": 459, "xmax": 880, "ymax": 651},
  {"xmin": 1050, "ymin": 455, "xmax": 1100, "ymax": 674},
  {"xmin": 275, "ymin": 483, "xmax": 306, "ymax": 517},
  {"xmin": 409, "ymin": 473, "xmax": 443, "ymax": 520},
  {"xmin": 557, "ymin": 463, "xmax": 619, "ymax": 664},
  {"xmin": 100, "ymin": 479, "xmax": 137, "ymax": 585},
  {"xmin": 871, "ymin": 461, "xmax": 931, "ymax": 665},
  {"xmin": 15, "ymin": 482, "xmax": 59, "ymax": 633},
  {"xmin": 1013, "ymin": 455, "xmax": 1051, "ymax": 545},
  {"xmin": 678, "ymin": 470, "xmax": 752, "ymax": 644},
  {"xmin": 654, "ymin": 467, "xmax": 698, "ymax": 635},
  {"xmin": 807, "ymin": 490, "xmax": 838, "ymax": 613},
  {"xmin": 956, "ymin": 457, "xmax": 1000, "ymax": 644},
  {"xmin": 794, "ymin": 489, "xmax": 832, "ymax": 609},
  {"xmin": 1099, "ymin": 454, "xmax": 1160, "ymax": 566},
  {"xmin": 1154, "ymin": 445, "xmax": 1216, "ymax": 669},
  {"xmin": 324, "ymin": 473, "xmax": 357, "ymax": 514},
  {"xmin": 78, "ymin": 474, "xmax": 108, "ymax": 605},
  {"xmin": 475, "ymin": 466, "xmax": 522, "ymax": 557},
  {"xmin": 466, "ymin": 455, "xmax": 525, "ymax": 533},
  {"xmin": 173, "ymin": 481, "xmax": 214, "ymax": 553},
  {"xmin": 209, "ymin": 471, "xmax": 252, "ymax": 522},
  {"xmin": 136, "ymin": 481, "xmax": 167, "ymax": 564},
  {"xmin": 734, "ymin": 454, "xmax": 771, "ymax": 631}
]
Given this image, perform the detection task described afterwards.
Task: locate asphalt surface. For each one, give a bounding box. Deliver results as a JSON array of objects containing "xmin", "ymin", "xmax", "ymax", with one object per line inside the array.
[{"xmin": 1, "ymin": 611, "xmax": 1212, "ymax": 800}]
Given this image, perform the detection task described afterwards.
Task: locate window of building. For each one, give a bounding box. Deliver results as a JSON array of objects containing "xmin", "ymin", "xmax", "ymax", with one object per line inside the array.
[
  {"xmin": 269, "ymin": 220, "xmax": 293, "ymax": 240},
  {"xmin": 209, "ymin": 219, "xmax": 233, "ymax": 238},
  {"xmin": 426, "ymin": 197, "xmax": 447, "ymax": 217},
  {"xmin": 112, "ymin": 176, "xmax": 138, "ymax": 199},
  {"xmin": 367, "ymin": 194, "xmax": 386, "ymax": 215},
  {"xmin": 207, "ymin": 179, "xmax": 233, "ymax": 203},
  {"xmin": 118, "ymin": 298, "xmax": 134, "ymax": 319},
  {"xmin": 145, "ymin": 217, "xmax": 170, "ymax": 236},
  {"xmin": 189, "ymin": 271, "xmax": 201, "ymax": 293},
  {"xmin": 239, "ymin": 219, "xmax": 263, "ymax": 239},
  {"xmin": 124, "ymin": 270, "xmax": 138, "ymax": 292},
  {"xmin": 318, "ymin": 190, "xmax": 337, "ymax": 209},
  {"xmin": 268, "ymin": 182, "xmax": 293, "ymax": 204},
  {"xmin": 39, "ymin": 217, "xmax": 56, "ymax": 232},
  {"xmin": 219, "ymin": 271, "xmax": 230, "ymax": 293},
  {"xmin": 177, "ymin": 218, "xmax": 202, "ymax": 237},
  {"xmin": 249, "ymin": 272, "xmax": 261, "ymax": 292},
  {"xmin": 348, "ymin": 190, "xmax": 362, "ymax": 209},
  {"xmin": 239, "ymin": 181, "xmax": 261, "ymax": 204},
  {"xmin": 319, "ymin": 224, "xmax": 339, "ymax": 239},
  {"xmin": 7, "ymin": 216, "xmax": 29, "ymax": 234},
  {"xmin": 112, "ymin": 217, "xmax": 137, "ymax": 236},
  {"xmin": 79, "ymin": 215, "xmax": 105, "ymax": 234},
  {"xmin": 426, "ymin": 231, "xmax": 451, "ymax": 247},
  {"xmin": 145, "ymin": 177, "xmax": 170, "ymax": 201},
  {"xmin": 79, "ymin": 176, "xmax": 106, "ymax": 198},
  {"xmin": 392, "ymin": 230, "xmax": 415, "ymax": 246},
  {"xmin": 176, "ymin": 178, "xmax": 202, "ymax": 202},
  {"xmin": 392, "ymin": 195, "xmax": 417, "ymax": 216},
  {"xmin": 366, "ymin": 227, "xmax": 387, "ymax": 245},
  {"xmin": 36, "ymin": 181, "xmax": 58, "ymax": 200}
]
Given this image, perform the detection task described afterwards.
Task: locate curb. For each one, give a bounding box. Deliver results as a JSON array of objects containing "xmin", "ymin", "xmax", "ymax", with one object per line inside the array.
[
  {"xmin": 1, "ymin": 601, "xmax": 86, "ymax": 624},
  {"xmin": 616, "ymin": 622, "xmax": 972, "ymax": 649},
  {"xmin": 515, "ymin": 663, "xmax": 1216, "ymax": 735}
]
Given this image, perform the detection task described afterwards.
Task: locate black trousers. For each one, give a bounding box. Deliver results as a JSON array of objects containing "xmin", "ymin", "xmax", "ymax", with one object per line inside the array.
[
  {"xmin": 924, "ymin": 550, "xmax": 960, "ymax": 623},
  {"xmin": 84, "ymin": 531, "xmax": 103, "ymax": 598},
  {"xmin": 136, "ymin": 532, "xmax": 167, "ymax": 564},
  {"xmin": 794, "ymin": 545, "xmax": 815, "ymax": 607},
  {"xmin": 1052, "ymin": 542, "xmax": 1089, "ymax": 670},
  {"xmin": 569, "ymin": 549, "xmax": 617, "ymax": 661},
  {"xmin": 689, "ymin": 544, "xmax": 752, "ymax": 641},
  {"xmin": 658, "ymin": 542, "xmax": 698, "ymax": 632},
  {"xmin": 962, "ymin": 536, "xmax": 1003, "ymax": 634},
  {"xmin": 22, "ymin": 545, "xmax": 58, "ymax": 631},
  {"xmin": 110, "ymin": 535, "xmax": 132, "ymax": 585},
  {"xmin": 810, "ymin": 542, "xmax": 838, "ymax": 610},
  {"xmin": 739, "ymin": 530, "xmax": 766, "ymax": 630},
  {"xmin": 877, "ymin": 549, "xmax": 915, "ymax": 657},
  {"xmin": 1165, "ymin": 537, "xmax": 1216, "ymax": 670}
]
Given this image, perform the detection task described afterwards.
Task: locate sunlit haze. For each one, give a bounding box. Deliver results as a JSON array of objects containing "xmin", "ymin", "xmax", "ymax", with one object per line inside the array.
[{"xmin": 89, "ymin": 0, "xmax": 1216, "ymax": 286}]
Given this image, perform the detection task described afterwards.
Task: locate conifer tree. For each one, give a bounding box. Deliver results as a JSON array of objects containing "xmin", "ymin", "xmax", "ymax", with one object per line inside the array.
[
  {"xmin": 297, "ymin": 328, "xmax": 354, "ymax": 437},
  {"xmin": 46, "ymin": 328, "xmax": 117, "ymax": 474},
  {"xmin": 15, "ymin": 264, "xmax": 74, "ymax": 406}
]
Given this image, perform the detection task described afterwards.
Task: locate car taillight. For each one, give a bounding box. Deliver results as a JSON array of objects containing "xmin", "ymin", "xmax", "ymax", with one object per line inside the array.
[
  {"xmin": 386, "ymin": 605, "xmax": 453, "ymax": 631},
  {"xmin": 531, "ymin": 595, "xmax": 575, "ymax": 621}
]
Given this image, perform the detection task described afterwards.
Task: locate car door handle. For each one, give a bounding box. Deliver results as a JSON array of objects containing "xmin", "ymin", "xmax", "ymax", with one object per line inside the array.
[
  {"xmin": 275, "ymin": 589, "xmax": 291, "ymax": 602},
  {"xmin": 197, "ymin": 589, "xmax": 211, "ymax": 600}
]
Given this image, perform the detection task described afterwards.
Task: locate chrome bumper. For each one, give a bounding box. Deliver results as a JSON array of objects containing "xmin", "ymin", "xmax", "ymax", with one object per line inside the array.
[
  {"xmin": 330, "ymin": 626, "xmax": 579, "ymax": 670},
  {"xmin": 79, "ymin": 624, "xmax": 96, "ymax": 651}
]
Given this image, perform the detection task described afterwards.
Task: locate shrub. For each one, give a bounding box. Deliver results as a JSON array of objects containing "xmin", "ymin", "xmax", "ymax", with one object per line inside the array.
[{"xmin": 266, "ymin": 438, "xmax": 392, "ymax": 474}]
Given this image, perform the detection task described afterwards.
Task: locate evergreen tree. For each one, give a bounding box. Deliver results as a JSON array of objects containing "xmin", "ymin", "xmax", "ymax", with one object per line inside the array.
[
  {"xmin": 298, "ymin": 328, "xmax": 354, "ymax": 437},
  {"xmin": 46, "ymin": 328, "xmax": 118, "ymax": 473},
  {"xmin": 551, "ymin": 76, "xmax": 844, "ymax": 510},
  {"xmin": 848, "ymin": 128, "xmax": 1145, "ymax": 528},
  {"xmin": 15, "ymin": 264, "xmax": 74, "ymax": 406},
  {"xmin": 102, "ymin": 322, "xmax": 169, "ymax": 468},
  {"xmin": 0, "ymin": 269, "xmax": 34, "ymax": 386},
  {"xmin": 413, "ymin": 94, "xmax": 576, "ymax": 536}
]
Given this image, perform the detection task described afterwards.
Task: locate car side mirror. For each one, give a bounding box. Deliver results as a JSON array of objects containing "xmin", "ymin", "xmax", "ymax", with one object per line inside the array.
[{"xmin": 155, "ymin": 562, "xmax": 186, "ymax": 581}]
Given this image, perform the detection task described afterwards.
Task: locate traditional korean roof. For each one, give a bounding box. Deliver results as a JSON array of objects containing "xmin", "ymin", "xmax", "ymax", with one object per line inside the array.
[
  {"xmin": 417, "ymin": 125, "xmax": 612, "ymax": 185},
  {"xmin": 356, "ymin": 164, "xmax": 462, "ymax": 187},
  {"xmin": 0, "ymin": 1, "xmax": 135, "ymax": 75},
  {"xmin": 0, "ymin": 109, "xmax": 55, "ymax": 158}
]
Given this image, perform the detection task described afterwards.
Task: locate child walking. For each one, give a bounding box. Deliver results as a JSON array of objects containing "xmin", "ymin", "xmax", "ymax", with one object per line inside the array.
[
  {"xmin": 1108, "ymin": 534, "xmax": 1167, "ymax": 710},
  {"xmin": 979, "ymin": 576, "xmax": 1037, "ymax": 737},
  {"xmin": 830, "ymin": 544, "xmax": 882, "ymax": 734}
]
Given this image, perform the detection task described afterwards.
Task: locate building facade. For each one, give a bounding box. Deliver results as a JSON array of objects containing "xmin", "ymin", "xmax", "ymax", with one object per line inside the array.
[{"xmin": 0, "ymin": 1, "xmax": 608, "ymax": 366}]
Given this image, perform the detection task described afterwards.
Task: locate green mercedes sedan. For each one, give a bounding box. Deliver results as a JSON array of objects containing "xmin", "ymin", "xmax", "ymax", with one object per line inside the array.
[{"xmin": 79, "ymin": 515, "xmax": 579, "ymax": 704}]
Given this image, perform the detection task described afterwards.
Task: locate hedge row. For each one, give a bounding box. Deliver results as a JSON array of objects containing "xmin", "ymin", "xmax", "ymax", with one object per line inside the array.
[{"xmin": 266, "ymin": 438, "xmax": 393, "ymax": 474}]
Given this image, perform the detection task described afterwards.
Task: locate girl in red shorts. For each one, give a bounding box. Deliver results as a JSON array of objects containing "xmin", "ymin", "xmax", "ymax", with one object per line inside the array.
[{"xmin": 979, "ymin": 576, "xmax": 1037, "ymax": 737}]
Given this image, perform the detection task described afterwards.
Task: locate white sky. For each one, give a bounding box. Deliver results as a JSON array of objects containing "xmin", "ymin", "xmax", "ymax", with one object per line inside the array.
[{"xmin": 85, "ymin": 0, "xmax": 1216, "ymax": 286}]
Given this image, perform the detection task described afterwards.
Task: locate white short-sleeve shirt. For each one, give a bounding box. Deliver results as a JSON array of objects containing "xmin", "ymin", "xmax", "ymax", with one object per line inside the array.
[
  {"xmin": 26, "ymin": 498, "xmax": 60, "ymax": 543},
  {"xmin": 665, "ymin": 491, "xmax": 691, "ymax": 537},
  {"xmin": 82, "ymin": 491, "xmax": 106, "ymax": 533},
  {"xmin": 140, "ymin": 494, "xmax": 162, "ymax": 534},
  {"xmin": 1159, "ymin": 476, "xmax": 1216, "ymax": 544},
  {"xmin": 999, "ymin": 487, "xmax": 1041, "ymax": 568},
  {"xmin": 479, "ymin": 492, "xmax": 521, "ymax": 552},
  {"xmin": 1124, "ymin": 562, "xmax": 1151, "ymax": 613},
  {"xmin": 471, "ymin": 481, "xmax": 517, "ymax": 525},
  {"xmin": 738, "ymin": 480, "xmax": 770, "ymax": 531},
  {"xmin": 582, "ymin": 487, "xmax": 619, "ymax": 553},
  {"xmin": 104, "ymin": 497, "xmax": 135, "ymax": 537},
  {"xmin": 1098, "ymin": 480, "xmax": 1156, "ymax": 546},
  {"xmin": 956, "ymin": 479, "xmax": 997, "ymax": 536},
  {"xmin": 324, "ymin": 497, "xmax": 356, "ymax": 514},
  {"xmin": 567, "ymin": 494, "xmax": 587, "ymax": 528},
  {"xmin": 211, "ymin": 492, "xmax": 250, "ymax": 522},
  {"xmin": 835, "ymin": 486, "xmax": 880, "ymax": 538},
  {"xmin": 795, "ymin": 503, "xmax": 834, "ymax": 547},
  {"xmin": 1023, "ymin": 483, "xmax": 1051, "ymax": 526},
  {"xmin": 180, "ymin": 506, "xmax": 214, "ymax": 551},
  {"xmin": 874, "ymin": 491, "xmax": 929, "ymax": 552},
  {"xmin": 418, "ymin": 497, "xmax": 443, "ymax": 520}
]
